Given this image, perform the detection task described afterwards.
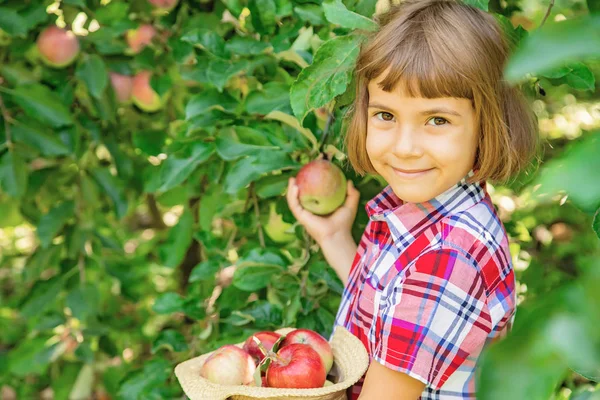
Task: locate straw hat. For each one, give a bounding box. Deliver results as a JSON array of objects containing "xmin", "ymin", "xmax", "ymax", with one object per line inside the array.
[{"xmin": 174, "ymin": 326, "xmax": 369, "ymax": 400}]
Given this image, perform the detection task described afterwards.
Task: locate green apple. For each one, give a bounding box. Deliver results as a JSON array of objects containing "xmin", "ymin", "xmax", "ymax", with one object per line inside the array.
[
  {"xmin": 264, "ymin": 203, "xmax": 296, "ymax": 243},
  {"xmin": 296, "ymin": 159, "xmax": 347, "ymax": 215}
]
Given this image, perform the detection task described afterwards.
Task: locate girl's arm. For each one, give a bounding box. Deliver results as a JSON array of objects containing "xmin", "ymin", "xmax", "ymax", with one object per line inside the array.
[{"xmin": 358, "ymin": 361, "xmax": 426, "ymax": 400}]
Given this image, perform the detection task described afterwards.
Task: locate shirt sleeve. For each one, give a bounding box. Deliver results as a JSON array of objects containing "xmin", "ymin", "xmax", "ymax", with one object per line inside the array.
[{"xmin": 372, "ymin": 248, "xmax": 492, "ymax": 389}]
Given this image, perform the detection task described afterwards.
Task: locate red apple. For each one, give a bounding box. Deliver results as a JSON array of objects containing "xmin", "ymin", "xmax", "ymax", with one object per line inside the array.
[
  {"xmin": 148, "ymin": 0, "xmax": 179, "ymax": 11},
  {"xmin": 109, "ymin": 72, "xmax": 133, "ymax": 104},
  {"xmin": 131, "ymin": 71, "xmax": 162, "ymax": 112},
  {"xmin": 280, "ymin": 328, "xmax": 334, "ymax": 373},
  {"xmin": 37, "ymin": 26, "xmax": 80, "ymax": 68},
  {"xmin": 200, "ymin": 345, "xmax": 256, "ymax": 386},
  {"xmin": 126, "ymin": 24, "xmax": 156, "ymax": 54},
  {"xmin": 243, "ymin": 331, "xmax": 282, "ymax": 365},
  {"xmin": 266, "ymin": 343, "xmax": 326, "ymax": 389},
  {"xmin": 295, "ymin": 159, "xmax": 347, "ymax": 215}
]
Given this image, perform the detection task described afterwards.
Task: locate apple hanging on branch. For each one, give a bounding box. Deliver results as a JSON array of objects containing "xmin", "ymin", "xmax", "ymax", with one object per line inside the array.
[{"xmin": 36, "ymin": 26, "xmax": 80, "ymax": 68}]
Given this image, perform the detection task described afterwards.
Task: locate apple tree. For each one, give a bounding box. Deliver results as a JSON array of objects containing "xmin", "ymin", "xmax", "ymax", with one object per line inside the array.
[{"xmin": 0, "ymin": 0, "xmax": 599, "ymax": 398}]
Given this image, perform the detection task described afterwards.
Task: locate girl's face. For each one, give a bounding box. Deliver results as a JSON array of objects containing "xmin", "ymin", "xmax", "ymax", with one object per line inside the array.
[{"xmin": 366, "ymin": 75, "xmax": 479, "ymax": 203}]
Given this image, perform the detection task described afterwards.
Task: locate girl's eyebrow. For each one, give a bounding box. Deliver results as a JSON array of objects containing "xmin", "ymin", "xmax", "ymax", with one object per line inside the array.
[{"xmin": 368, "ymin": 102, "xmax": 462, "ymax": 117}]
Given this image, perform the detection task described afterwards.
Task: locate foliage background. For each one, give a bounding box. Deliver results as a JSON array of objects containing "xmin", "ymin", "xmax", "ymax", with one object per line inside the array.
[{"xmin": 0, "ymin": 0, "xmax": 599, "ymax": 399}]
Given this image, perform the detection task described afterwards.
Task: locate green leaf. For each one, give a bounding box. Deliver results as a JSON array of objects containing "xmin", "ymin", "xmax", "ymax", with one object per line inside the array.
[
  {"xmin": 233, "ymin": 265, "xmax": 283, "ymax": 291},
  {"xmin": 6, "ymin": 84, "xmax": 74, "ymax": 127},
  {"xmin": 0, "ymin": 151, "xmax": 28, "ymax": 198},
  {"xmin": 181, "ymin": 29, "xmax": 228, "ymax": 58},
  {"xmin": 69, "ymin": 364, "xmax": 94, "ymax": 400},
  {"xmin": 37, "ymin": 201, "xmax": 75, "ymax": 248},
  {"xmin": 565, "ymin": 63, "xmax": 596, "ymax": 91},
  {"xmin": 461, "ymin": 0, "xmax": 489, "ymax": 11},
  {"xmin": 189, "ymin": 259, "xmax": 222, "ymax": 282},
  {"xmin": 216, "ymin": 128, "xmax": 280, "ymax": 161},
  {"xmin": 291, "ymin": 35, "xmax": 363, "ymax": 124},
  {"xmin": 66, "ymin": 283, "xmax": 101, "ymax": 321},
  {"xmin": 255, "ymin": 174, "xmax": 290, "ymax": 199},
  {"xmin": 588, "ymin": 0, "xmax": 600, "ymax": 13},
  {"xmin": 245, "ymin": 82, "xmax": 292, "ymax": 115},
  {"xmin": 248, "ymin": 0, "xmax": 277, "ymax": 35},
  {"xmin": 237, "ymin": 248, "xmax": 288, "ymax": 268},
  {"xmin": 224, "ymin": 151, "xmax": 297, "ymax": 194},
  {"xmin": 11, "ymin": 123, "xmax": 71, "ymax": 156},
  {"xmin": 294, "ymin": 5, "xmax": 326, "ymax": 25},
  {"xmin": 505, "ymin": 15, "xmax": 600, "ymax": 82},
  {"xmin": 20, "ymin": 275, "xmax": 68, "ymax": 318},
  {"xmin": 152, "ymin": 292, "xmax": 185, "ymax": 314},
  {"xmin": 151, "ymin": 330, "xmax": 189, "ymax": 354},
  {"xmin": 90, "ymin": 168, "xmax": 129, "ymax": 219},
  {"xmin": 206, "ymin": 58, "xmax": 249, "ymax": 92},
  {"xmin": 593, "ymin": 209, "xmax": 600, "ymax": 240},
  {"xmin": 118, "ymin": 358, "xmax": 171, "ymax": 400},
  {"xmin": 225, "ymin": 36, "xmax": 270, "ymax": 56},
  {"xmin": 185, "ymin": 89, "xmax": 238, "ymax": 120},
  {"xmin": 0, "ymin": 8, "xmax": 27, "ymax": 36},
  {"xmin": 531, "ymin": 131, "xmax": 600, "ymax": 213},
  {"xmin": 322, "ymin": 0, "xmax": 379, "ymax": 31},
  {"xmin": 76, "ymin": 54, "xmax": 108, "ymax": 99},
  {"xmin": 156, "ymin": 142, "xmax": 215, "ymax": 192},
  {"xmin": 158, "ymin": 208, "xmax": 194, "ymax": 268},
  {"xmin": 8, "ymin": 336, "xmax": 67, "ymax": 376}
]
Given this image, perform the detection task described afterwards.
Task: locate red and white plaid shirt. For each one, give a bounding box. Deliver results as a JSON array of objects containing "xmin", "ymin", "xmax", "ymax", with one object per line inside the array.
[{"xmin": 332, "ymin": 172, "xmax": 516, "ymax": 399}]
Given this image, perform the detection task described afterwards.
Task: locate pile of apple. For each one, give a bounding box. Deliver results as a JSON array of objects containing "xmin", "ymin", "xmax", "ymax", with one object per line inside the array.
[{"xmin": 200, "ymin": 329, "xmax": 335, "ymax": 389}]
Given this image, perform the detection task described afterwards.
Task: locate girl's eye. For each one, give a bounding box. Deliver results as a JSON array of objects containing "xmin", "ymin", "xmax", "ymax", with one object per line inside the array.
[
  {"xmin": 375, "ymin": 112, "xmax": 394, "ymax": 122},
  {"xmin": 427, "ymin": 117, "xmax": 449, "ymax": 126}
]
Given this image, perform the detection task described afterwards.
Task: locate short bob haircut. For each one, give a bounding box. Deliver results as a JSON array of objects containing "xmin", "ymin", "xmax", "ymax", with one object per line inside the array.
[{"xmin": 344, "ymin": 0, "xmax": 539, "ymax": 184}]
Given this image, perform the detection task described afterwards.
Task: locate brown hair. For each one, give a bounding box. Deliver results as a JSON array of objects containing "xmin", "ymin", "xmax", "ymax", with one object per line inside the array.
[{"xmin": 343, "ymin": 0, "xmax": 539, "ymax": 183}]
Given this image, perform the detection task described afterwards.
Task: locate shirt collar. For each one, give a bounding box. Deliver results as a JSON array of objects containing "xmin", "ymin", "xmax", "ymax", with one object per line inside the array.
[{"xmin": 365, "ymin": 170, "xmax": 487, "ymax": 247}]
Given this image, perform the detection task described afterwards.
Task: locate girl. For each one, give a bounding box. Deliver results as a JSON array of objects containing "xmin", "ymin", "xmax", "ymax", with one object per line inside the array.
[{"xmin": 286, "ymin": 0, "xmax": 538, "ymax": 399}]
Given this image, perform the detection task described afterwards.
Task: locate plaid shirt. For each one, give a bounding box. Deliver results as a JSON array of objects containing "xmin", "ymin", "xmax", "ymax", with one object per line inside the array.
[{"xmin": 332, "ymin": 173, "xmax": 516, "ymax": 399}]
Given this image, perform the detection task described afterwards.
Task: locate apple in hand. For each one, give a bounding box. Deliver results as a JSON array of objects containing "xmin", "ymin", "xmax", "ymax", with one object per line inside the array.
[
  {"xmin": 295, "ymin": 159, "xmax": 347, "ymax": 215},
  {"xmin": 200, "ymin": 345, "xmax": 255, "ymax": 386},
  {"xmin": 243, "ymin": 331, "xmax": 282, "ymax": 365},
  {"xmin": 280, "ymin": 328, "xmax": 334, "ymax": 373},
  {"xmin": 266, "ymin": 343, "xmax": 326, "ymax": 389}
]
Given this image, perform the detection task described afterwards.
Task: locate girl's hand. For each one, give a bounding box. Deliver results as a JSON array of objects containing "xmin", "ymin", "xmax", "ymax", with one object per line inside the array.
[{"xmin": 286, "ymin": 177, "xmax": 361, "ymax": 245}]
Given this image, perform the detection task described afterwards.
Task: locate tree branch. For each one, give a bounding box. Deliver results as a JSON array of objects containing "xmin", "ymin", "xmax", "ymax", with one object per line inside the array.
[
  {"xmin": 0, "ymin": 94, "xmax": 13, "ymax": 149},
  {"xmin": 540, "ymin": 0, "xmax": 555, "ymax": 27},
  {"xmin": 250, "ymin": 183, "xmax": 265, "ymax": 248}
]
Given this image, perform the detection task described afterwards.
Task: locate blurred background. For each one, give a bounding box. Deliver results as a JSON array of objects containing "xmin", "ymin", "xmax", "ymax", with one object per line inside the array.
[{"xmin": 0, "ymin": 0, "xmax": 599, "ymax": 399}]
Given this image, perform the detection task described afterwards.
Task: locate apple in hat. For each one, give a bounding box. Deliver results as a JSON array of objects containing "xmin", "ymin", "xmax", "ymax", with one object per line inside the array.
[
  {"xmin": 266, "ymin": 343, "xmax": 326, "ymax": 389},
  {"xmin": 200, "ymin": 345, "xmax": 255, "ymax": 386},
  {"xmin": 280, "ymin": 328, "xmax": 334, "ymax": 373}
]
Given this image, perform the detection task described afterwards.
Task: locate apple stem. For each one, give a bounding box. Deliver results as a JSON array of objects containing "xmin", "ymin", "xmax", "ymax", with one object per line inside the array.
[{"xmin": 252, "ymin": 336, "xmax": 270, "ymax": 357}]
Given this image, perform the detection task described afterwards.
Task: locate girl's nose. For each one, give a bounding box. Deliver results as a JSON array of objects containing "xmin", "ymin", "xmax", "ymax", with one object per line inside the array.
[{"xmin": 392, "ymin": 126, "xmax": 424, "ymax": 158}]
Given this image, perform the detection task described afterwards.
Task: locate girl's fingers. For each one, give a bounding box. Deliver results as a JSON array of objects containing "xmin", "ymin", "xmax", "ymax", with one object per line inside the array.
[{"xmin": 286, "ymin": 178, "xmax": 307, "ymax": 221}]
